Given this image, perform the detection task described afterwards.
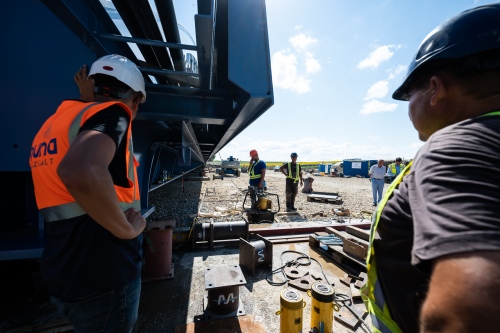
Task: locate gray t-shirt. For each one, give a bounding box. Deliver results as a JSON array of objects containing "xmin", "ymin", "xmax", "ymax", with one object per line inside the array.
[{"xmin": 375, "ymin": 113, "xmax": 500, "ymax": 333}]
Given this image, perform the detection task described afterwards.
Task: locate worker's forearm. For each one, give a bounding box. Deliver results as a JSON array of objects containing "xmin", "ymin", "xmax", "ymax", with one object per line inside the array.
[
  {"xmin": 420, "ymin": 253, "xmax": 500, "ymax": 333},
  {"xmin": 59, "ymin": 164, "xmax": 141, "ymax": 239}
]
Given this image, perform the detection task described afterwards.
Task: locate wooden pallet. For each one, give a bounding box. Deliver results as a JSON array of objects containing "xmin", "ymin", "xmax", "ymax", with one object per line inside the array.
[{"xmin": 309, "ymin": 226, "xmax": 371, "ymax": 271}]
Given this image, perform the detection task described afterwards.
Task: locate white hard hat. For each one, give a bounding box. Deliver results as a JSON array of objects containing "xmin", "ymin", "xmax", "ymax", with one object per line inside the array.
[{"xmin": 89, "ymin": 54, "xmax": 146, "ymax": 103}]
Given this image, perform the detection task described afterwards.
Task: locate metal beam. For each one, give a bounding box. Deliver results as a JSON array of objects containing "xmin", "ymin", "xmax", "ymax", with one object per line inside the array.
[
  {"xmin": 182, "ymin": 122, "xmax": 204, "ymax": 162},
  {"xmin": 154, "ymin": 0, "xmax": 186, "ymax": 72},
  {"xmin": 94, "ymin": 33, "xmax": 197, "ymax": 51},
  {"xmin": 40, "ymin": 0, "xmax": 137, "ymax": 61}
]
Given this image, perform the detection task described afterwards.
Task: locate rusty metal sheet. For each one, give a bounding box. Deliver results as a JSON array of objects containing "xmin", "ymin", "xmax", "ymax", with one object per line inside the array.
[
  {"xmin": 174, "ymin": 314, "xmax": 266, "ymax": 333},
  {"xmin": 288, "ymin": 274, "xmax": 324, "ymax": 291},
  {"xmin": 334, "ymin": 303, "xmax": 367, "ymax": 329},
  {"xmin": 340, "ymin": 273, "xmax": 353, "ymax": 286},
  {"xmin": 283, "ymin": 265, "xmax": 309, "ymax": 280},
  {"xmin": 205, "ymin": 265, "xmax": 246, "ymax": 290}
]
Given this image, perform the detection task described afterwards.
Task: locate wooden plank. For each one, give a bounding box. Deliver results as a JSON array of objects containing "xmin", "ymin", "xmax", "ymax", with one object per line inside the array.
[
  {"xmin": 325, "ymin": 227, "xmax": 348, "ymax": 241},
  {"xmin": 343, "ymin": 238, "xmax": 368, "ymax": 260},
  {"xmin": 309, "ymin": 234, "xmax": 320, "ymax": 248},
  {"xmin": 174, "ymin": 315, "xmax": 266, "ymax": 333},
  {"xmin": 325, "ymin": 227, "xmax": 369, "ymax": 248},
  {"xmin": 345, "ymin": 226, "xmax": 370, "ymax": 241},
  {"xmin": 327, "ymin": 245, "xmax": 367, "ymax": 270}
]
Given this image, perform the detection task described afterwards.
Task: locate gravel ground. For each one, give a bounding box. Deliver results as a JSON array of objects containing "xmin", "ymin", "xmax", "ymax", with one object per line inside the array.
[{"xmin": 147, "ymin": 169, "xmax": 387, "ymax": 227}]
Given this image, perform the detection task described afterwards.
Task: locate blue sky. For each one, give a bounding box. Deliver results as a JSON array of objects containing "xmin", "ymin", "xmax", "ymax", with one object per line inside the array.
[{"xmin": 172, "ymin": 0, "xmax": 494, "ymax": 162}]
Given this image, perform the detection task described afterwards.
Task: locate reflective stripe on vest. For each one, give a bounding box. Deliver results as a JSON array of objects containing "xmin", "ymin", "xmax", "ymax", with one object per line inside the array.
[
  {"xmin": 361, "ymin": 161, "xmax": 412, "ymax": 333},
  {"xmin": 249, "ymin": 160, "xmax": 262, "ymax": 179},
  {"xmin": 31, "ymin": 100, "xmax": 140, "ymax": 222},
  {"xmin": 286, "ymin": 162, "xmax": 300, "ymax": 182}
]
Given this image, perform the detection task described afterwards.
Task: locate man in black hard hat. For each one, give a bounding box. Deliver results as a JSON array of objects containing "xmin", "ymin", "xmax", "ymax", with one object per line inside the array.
[
  {"xmin": 362, "ymin": 5, "xmax": 500, "ymax": 333},
  {"xmin": 280, "ymin": 152, "xmax": 303, "ymax": 212}
]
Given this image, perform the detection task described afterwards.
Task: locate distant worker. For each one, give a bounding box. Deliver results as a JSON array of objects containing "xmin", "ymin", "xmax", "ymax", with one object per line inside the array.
[
  {"xmin": 368, "ymin": 159, "xmax": 386, "ymax": 206},
  {"xmin": 280, "ymin": 152, "xmax": 303, "ymax": 211},
  {"xmin": 386, "ymin": 157, "xmax": 406, "ymax": 182},
  {"xmin": 248, "ymin": 149, "xmax": 266, "ymax": 191},
  {"xmin": 362, "ymin": 5, "xmax": 500, "ymax": 333},
  {"xmin": 30, "ymin": 55, "xmax": 147, "ymax": 332}
]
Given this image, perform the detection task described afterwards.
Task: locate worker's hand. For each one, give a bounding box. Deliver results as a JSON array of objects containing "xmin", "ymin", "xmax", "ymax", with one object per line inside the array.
[
  {"xmin": 125, "ymin": 208, "xmax": 146, "ymax": 235},
  {"xmin": 74, "ymin": 64, "xmax": 95, "ymax": 102}
]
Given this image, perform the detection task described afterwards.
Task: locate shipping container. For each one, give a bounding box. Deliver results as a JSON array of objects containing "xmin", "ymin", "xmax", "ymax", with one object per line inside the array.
[{"xmin": 342, "ymin": 160, "xmax": 378, "ymax": 177}]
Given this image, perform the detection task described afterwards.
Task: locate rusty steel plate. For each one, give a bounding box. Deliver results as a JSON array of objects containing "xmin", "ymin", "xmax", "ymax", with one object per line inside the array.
[{"xmin": 205, "ymin": 265, "xmax": 247, "ymax": 290}]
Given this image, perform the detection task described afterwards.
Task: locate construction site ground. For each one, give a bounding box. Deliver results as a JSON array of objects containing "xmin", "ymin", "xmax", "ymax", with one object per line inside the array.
[{"xmin": 0, "ymin": 169, "xmax": 381, "ymax": 333}]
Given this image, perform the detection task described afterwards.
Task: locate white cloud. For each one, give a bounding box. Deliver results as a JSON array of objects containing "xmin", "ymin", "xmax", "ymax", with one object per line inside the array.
[
  {"xmin": 289, "ymin": 33, "xmax": 318, "ymax": 51},
  {"xmin": 271, "ymin": 32, "xmax": 321, "ymax": 93},
  {"xmin": 360, "ymin": 100, "xmax": 398, "ymax": 115},
  {"xmin": 305, "ymin": 52, "xmax": 321, "ymax": 74},
  {"xmin": 357, "ymin": 45, "xmax": 402, "ymax": 69},
  {"xmin": 218, "ymin": 137, "xmax": 400, "ymax": 161},
  {"xmin": 271, "ymin": 51, "xmax": 312, "ymax": 93},
  {"xmin": 364, "ymin": 81, "xmax": 389, "ymax": 100},
  {"xmin": 295, "ymin": 24, "xmax": 303, "ymax": 30},
  {"xmin": 387, "ymin": 64, "xmax": 407, "ymax": 80}
]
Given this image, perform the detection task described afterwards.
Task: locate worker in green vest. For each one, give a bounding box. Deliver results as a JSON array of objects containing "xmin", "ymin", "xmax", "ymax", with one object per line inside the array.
[
  {"xmin": 280, "ymin": 152, "xmax": 303, "ymax": 212},
  {"xmin": 386, "ymin": 157, "xmax": 405, "ymax": 182},
  {"xmin": 362, "ymin": 4, "xmax": 500, "ymax": 333}
]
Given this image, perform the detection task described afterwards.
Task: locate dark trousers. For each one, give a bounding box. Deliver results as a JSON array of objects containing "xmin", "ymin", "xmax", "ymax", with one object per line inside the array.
[
  {"xmin": 50, "ymin": 276, "xmax": 141, "ymax": 333},
  {"xmin": 285, "ymin": 179, "xmax": 299, "ymax": 208}
]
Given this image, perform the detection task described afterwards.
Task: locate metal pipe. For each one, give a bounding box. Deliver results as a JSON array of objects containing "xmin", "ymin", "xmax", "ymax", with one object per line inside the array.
[{"xmin": 194, "ymin": 221, "xmax": 248, "ymax": 242}]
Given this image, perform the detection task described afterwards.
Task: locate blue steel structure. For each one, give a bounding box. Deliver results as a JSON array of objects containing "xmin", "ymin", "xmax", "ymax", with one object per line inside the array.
[{"xmin": 0, "ymin": 0, "xmax": 274, "ymax": 261}]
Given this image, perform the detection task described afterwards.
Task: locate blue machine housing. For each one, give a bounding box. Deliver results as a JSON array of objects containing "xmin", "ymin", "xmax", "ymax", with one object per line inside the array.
[{"xmin": 0, "ymin": 0, "xmax": 274, "ymax": 260}]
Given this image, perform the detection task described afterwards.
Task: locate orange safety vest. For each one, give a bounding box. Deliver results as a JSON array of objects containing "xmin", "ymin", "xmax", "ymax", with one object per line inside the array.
[{"xmin": 30, "ymin": 100, "xmax": 141, "ymax": 222}]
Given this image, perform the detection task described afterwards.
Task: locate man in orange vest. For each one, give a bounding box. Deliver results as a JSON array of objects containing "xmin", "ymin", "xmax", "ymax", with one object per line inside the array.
[
  {"xmin": 362, "ymin": 5, "xmax": 500, "ymax": 333},
  {"xmin": 30, "ymin": 55, "xmax": 146, "ymax": 332}
]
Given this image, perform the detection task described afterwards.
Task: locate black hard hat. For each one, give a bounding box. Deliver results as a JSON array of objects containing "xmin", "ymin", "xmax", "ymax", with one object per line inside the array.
[
  {"xmin": 393, "ymin": 4, "xmax": 500, "ymax": 101},
  {"xmin": 291, "ymin": 152, "xmax": 298, "ymax": 157}
]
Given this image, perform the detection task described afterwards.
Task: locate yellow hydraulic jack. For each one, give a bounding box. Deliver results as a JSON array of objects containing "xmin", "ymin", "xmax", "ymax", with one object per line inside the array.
[
  {"xmin": 307, "ymin": 282, "xmax": 339, "ymax": 333},
  {"xmin": 276, "ymin": 289, "xmax": 306, "ymax": 333}
]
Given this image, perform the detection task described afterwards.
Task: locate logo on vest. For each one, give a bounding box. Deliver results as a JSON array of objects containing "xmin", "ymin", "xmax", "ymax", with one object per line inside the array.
[{"xmin": 31, "ymin": 138, "xmax": 58, "ymax": 167}]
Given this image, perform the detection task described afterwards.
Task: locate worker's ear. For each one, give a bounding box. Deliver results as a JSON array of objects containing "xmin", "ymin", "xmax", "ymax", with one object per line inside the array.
[{"xmin": 428, "ymin": 75, "xmax": 447, "ymax": 106}]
